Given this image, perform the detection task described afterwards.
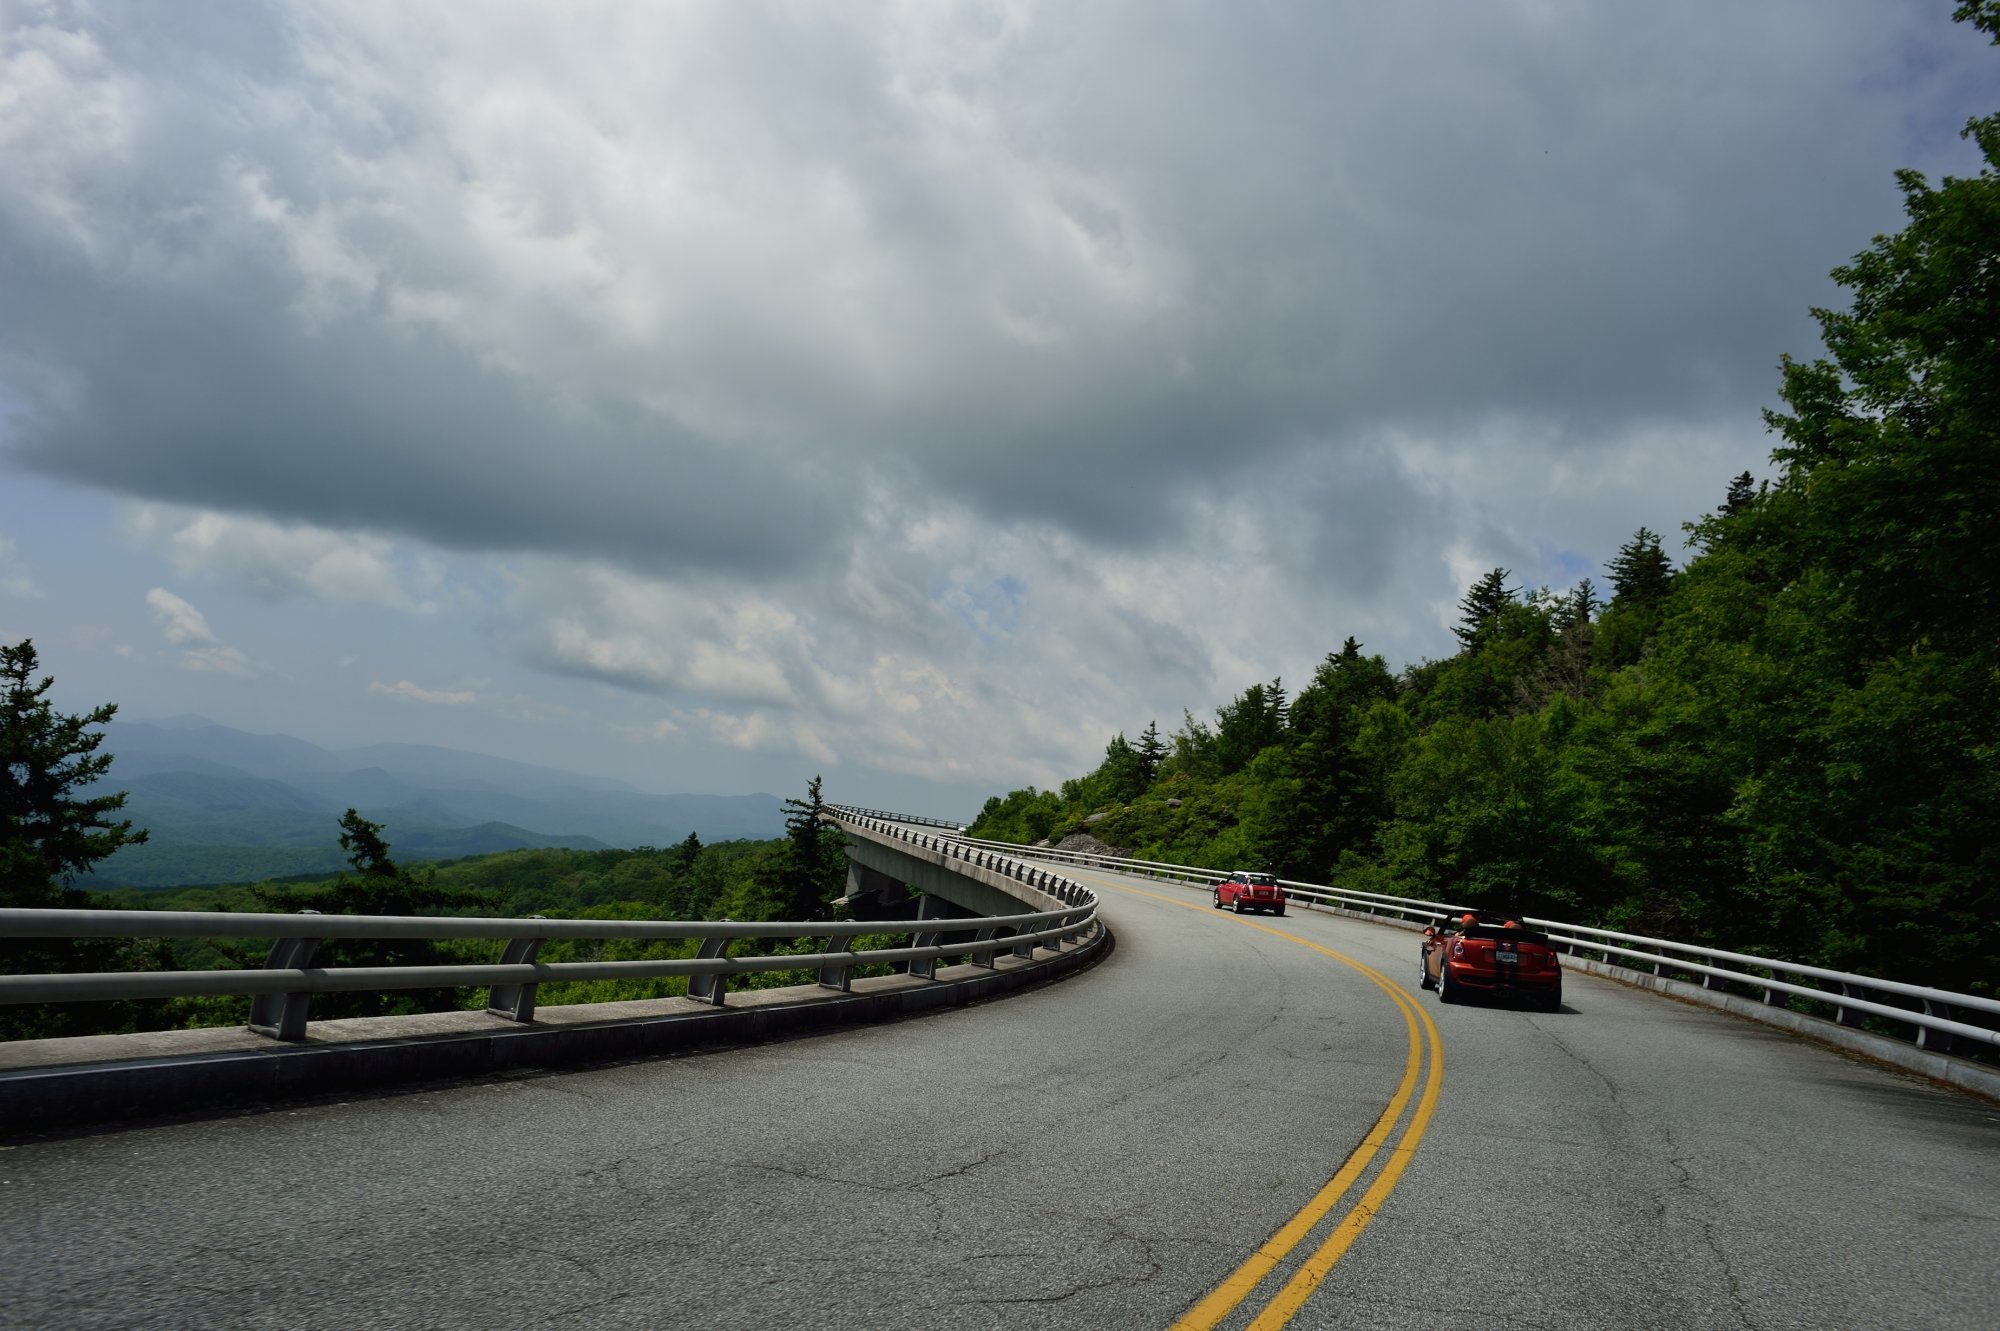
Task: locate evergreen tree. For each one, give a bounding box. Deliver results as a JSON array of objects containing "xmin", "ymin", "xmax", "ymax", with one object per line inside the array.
[
  {"xmin": 0, "ymin": 640, "xmax": 163, "ymax": 1040},
  {"xmin": 1135, "ymin": 721, "xmax": 1168, "ymax": 786},
  {"xmin": 1215, "ymin": 682, "xmax": 1287, "ymax": 774},
  {"xmin": 1, "ymin": 639, "xmax": 147, "ymax": 906},
  {"xmin": 1171, "ymin": 709, "xmax": 1219, "ymax": 780},
  {"xmin": 1253, "ymin": 642, "xmax": 1396, "ymax": 878},
  {"xmin": 1721, "ymin": 472, "xmax": 1757, "ymax": 516},
  {"xmin": 1595, "ymin": 530, "xmax": 1676, "ymax": 669},
  {"xmin": 676, "ymin": 830, "xmax": 703, "ymax": 874},
  {"xmin": 1606, "ymin": 529, "xmax": 1674, "ymax": 608},
  {"xmin": 1564, "ymin": 578, "xmax": 1600, "ymax": 630},
  {"xmin": 1453, "ymin": 569, "xmax": 1515, "ymax": 651},
  {"xmin": 778, "ymin": 775, "xmax": 844, "ymax": 920}
]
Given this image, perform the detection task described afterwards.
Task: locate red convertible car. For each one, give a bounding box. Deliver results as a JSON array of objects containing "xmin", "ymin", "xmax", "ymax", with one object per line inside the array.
[
  {"xmin": 1213, "ymin": 870, "xmax": 1286, "ymax": 916},
  {"xmin": 1420, "ymin": 912, "xmax": 1562, "ymax": 1010}
]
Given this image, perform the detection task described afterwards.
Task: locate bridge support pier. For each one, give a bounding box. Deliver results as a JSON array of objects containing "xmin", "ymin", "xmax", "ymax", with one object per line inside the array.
[
  {"xmin": 841, "ymin": 860, "xmax": 921, "ymax": 919},
  {"xmin": 841, "ymin": 836, "xmax": 1031, "ymax": 920}
]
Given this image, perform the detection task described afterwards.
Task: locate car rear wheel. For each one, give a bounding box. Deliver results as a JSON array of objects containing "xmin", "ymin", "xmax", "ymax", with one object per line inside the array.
[
  {"xmin": 1273, "ymin": 906, "xmax": 1285, "ymax": 917},
  {"xmin": 1539, "ymin": 987, "xmax": 1562, "ymax": 1013},
  {"xmin": 1438, "ymin": 965, "xmax": 1460, "ymax": 1004},
  {"xmin": 1232, "ymin": 897, "xmax": 1245, "ymax": 914},
  {"xmin": 1211, "ymin": 890, "xmax": 1222, "ymax": 910}
]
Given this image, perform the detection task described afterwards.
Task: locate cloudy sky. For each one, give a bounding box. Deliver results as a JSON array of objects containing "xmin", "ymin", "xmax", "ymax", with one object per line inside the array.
[{"xmin": 2, "ymin": 1, "xmax": 1994, "ymax": 816}]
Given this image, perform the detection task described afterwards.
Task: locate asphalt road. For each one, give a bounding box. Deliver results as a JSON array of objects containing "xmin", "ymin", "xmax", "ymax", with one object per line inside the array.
[{"xmin": 4, "ymin": 863, "xmax": 1996, "ymax": 1330}]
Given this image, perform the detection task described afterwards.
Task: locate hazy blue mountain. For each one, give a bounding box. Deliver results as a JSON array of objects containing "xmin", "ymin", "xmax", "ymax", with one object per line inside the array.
[
  {"xmin": 338, "ymin": 742, "xmax": 641, "ymax": 797},
  {"xmin": 104, "ymin": 716, "xmax": 343, "ymax": 777},
  {"xmin": 88, "ymin": 717, "xmax": 785, "ymax": 888}
]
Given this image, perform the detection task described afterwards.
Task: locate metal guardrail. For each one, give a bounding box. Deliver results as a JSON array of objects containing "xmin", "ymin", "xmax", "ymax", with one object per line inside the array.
[
  {"xmin": 831, "ymin": 806, "xmax": 967, "ymax": 830},
  {"xmin": 0, "ymin": 813, "xmax": 1100, "ymax": 1042},
  {"xmin": 933, "ymin": 826, "xmax": 2000, "ymax": 1055}
]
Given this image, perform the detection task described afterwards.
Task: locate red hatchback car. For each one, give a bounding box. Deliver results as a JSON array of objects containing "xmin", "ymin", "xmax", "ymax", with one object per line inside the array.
[
  {"xmin": 1420, "ymin": 913, "xmax": 1562, "ymax": 1011},
  {"xmin": 1213, "ymin": 870, "xmax": 1286, "ymax": 916}
]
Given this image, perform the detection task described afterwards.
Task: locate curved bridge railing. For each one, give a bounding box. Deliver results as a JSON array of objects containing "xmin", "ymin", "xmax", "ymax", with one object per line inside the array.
[
  {"xmin": 941, "ymin": 830, "xmax": 2000, "ymax": 1057},
  {"xmin": 0, "ymin": 811, "xmax": 1101, "ymax": 1044},
  {"xmin": 830, "ymin": 805, "xmax": 966, "ymax": 830}
]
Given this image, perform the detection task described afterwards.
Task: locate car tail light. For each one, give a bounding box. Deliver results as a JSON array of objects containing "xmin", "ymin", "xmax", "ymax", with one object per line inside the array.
[{"xmin": 1451, "ymin": 940, "xmax": 1466, "ymax": 959}]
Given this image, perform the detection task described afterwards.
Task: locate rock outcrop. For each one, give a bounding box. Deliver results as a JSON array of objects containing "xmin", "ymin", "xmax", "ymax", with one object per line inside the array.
[{"xmin": 1053, "ymin": 831, "xmax": 1128, "ymax": 859}]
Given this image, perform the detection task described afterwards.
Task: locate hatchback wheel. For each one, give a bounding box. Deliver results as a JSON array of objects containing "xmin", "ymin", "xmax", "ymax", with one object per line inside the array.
[
  {"xmin": 1211, "ymin": 890, "xmax": 1222, "ymax": 910},
  {"xmin": 1438, "ymin": 966, "xmax": 1460, "ymax": 1004},
  {"xmin": 1232, "ymin": 897, "xmax": 1245, "ymax": 914}
]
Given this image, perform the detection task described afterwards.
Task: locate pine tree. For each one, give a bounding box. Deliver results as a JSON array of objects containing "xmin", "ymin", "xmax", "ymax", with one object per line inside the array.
[
  {"xmin": 0, "ymin": 640, "xmax": 163, "ymax": 1040},
  {"xmin": 1, "ymin": 639, "xmax": 148, "ymax": 906},
  {"xmin": 779, "ymin": 775, "xmax": 843, "ymax": 920},
  {"xmin": 675, "ymin": 830, "xmax": 703, "ymax": 874},
  {"xmin": 1564, "ymin": 578, "xmax": 1600, "ymax": 630},
  {"xmin": 1607, "ymin": 529, "xmax": 1674, "ymax": 608},
  {"xmin": 1453, "ymin": 569, "xmax": 1515, "ymax": 650},
  {"xmin": 1135, "ymin": 721, "xmax": 1168, "ymax": 786}
]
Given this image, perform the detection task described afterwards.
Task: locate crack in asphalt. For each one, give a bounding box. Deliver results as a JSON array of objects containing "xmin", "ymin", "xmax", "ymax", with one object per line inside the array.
[
  {"xmin": 513, "ymin": 1244, "xmax": 606, "ymax": 1282},
  {"xmin": 1662, "ymin": 1139, "xmax": 1759, "ymax": 1331},
  {"xmin": 1534, "ymin": 1025, "xmax": 1632, "ymax": 1117},
  {"xmin": 740, "ymin": 1146, "xmax": 1006, "ymax": 1199},
  {"xmin": 519, "ymin": 1286, "xmax": 636, "ymax": 1327},
  {"xmin": 974, "ymin": 1225, "xmax": 1167, "ymax": 1311},
  {"xmin": 1534, "ymin": 1025, "xmax": 1764, "ymax": 1331}
]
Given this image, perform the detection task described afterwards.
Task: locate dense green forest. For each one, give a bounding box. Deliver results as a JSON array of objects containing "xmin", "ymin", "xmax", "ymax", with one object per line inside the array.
[{"xmin": 973, "ymin": 31, "xmax": 2000, "ymax": 999}]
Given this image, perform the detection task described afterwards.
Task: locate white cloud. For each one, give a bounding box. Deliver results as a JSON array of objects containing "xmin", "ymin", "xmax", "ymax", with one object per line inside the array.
[
  {"xmin": 0, "ymin": 12, "xmax": 142, "ymax": 262},
  {"xmin": 125, "ymin": 505, "xmax": 435, "ymax": 610},
  {"xmin": 0, "ymin": 2, "xmax": 1985, "ymax": 808},
  {"xmin": 145, "ymin": 587, "xmax": 219, "ymax": 646},
  {"xmin": 369, "ymin": 678, "xmax": 477, "ymax": 706},
  {"xmin": 682, "ymin": 708, "xmax": 838, "ymax": 766},
  {"xmin": 145, "ymin": 587, "xmax": 259, "ymax": 676}
]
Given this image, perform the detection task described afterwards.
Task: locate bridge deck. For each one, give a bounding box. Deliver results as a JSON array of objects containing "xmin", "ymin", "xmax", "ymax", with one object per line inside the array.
[{"xmin": 2, "ymin": 862, "xmax": 1994, "ymax": 1329}]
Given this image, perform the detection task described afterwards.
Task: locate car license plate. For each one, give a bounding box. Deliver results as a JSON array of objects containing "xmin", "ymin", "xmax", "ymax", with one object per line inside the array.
[{"xmin": 1495, "ymin": 950, "xmax": 1517, "ymax": 964}]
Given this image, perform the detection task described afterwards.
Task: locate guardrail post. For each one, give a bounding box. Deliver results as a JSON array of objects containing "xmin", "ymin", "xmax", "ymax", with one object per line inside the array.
[
  {"xmin": 907, "ymin": 931, "xmax": 941, "ymax": 979},
  {"xmin": 1762, "ymin": 972, "xmax": 1788, "ymax": 1007},
  {"xmin": 969, "ymin": 926, "xmax": 999, "ymax": 969},
  {"xmin": 1836, "ymin": 982, "xmax": 1869, "ymax": 1027},
  {"xmin": 1919, "ymin": 1000, "xmax": 1956, "ymax": 1053},
  {"xmin": 1010, "ymin": 928, "xmax": 1036, "ymax": 959},
  {"xmin": 247, "ymin": 910, "xmax": 323, "ymax": 1042},
  {"xmin": 819, "ymin": 932, "xmax": 855, "ymax": 991},
  {"xmin": 486, "ymin": 917, "xmax": 548, "ymax": 1022},
  {"xmin": 685, "ymin": 936, "xmax": 731, "ymax": 1007}
]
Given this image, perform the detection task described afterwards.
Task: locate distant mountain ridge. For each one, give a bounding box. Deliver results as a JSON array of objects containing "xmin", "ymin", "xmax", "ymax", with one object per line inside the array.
[{"xmin": 90, "ymin": 717, "xmax": 786, "ymax": 888}]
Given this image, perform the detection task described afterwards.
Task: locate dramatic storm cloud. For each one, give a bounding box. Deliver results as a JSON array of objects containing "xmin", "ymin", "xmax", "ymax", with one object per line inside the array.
[{"xmin": 1, "ymin": 0, "xmax": 1993, "ymax": 809}]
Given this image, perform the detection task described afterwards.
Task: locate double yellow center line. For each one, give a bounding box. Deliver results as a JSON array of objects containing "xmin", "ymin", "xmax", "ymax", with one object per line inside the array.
[{"xmin": 1074, "ymin": 872, "xmax": 1446, "ymax": 1329}]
